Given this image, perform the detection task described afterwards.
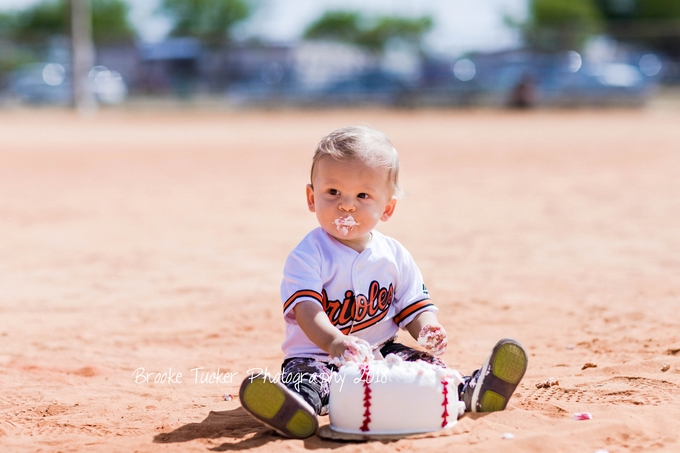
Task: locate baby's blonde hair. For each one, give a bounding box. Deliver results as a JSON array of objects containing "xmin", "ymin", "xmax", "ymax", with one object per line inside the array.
[{"xmin": 311, "ymin": 126, "xmax": 404, "ymax": 198}]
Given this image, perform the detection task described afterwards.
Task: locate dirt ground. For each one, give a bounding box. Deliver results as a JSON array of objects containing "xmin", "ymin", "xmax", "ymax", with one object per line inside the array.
[{"xmin": 1, "ymin": 106, "xmax": 679, "ymax": 452}]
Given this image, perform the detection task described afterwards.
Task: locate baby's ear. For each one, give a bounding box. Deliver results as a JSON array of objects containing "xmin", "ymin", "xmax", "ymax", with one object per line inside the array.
[
  {"xmin": 380, "ymin": 197, "xmax": 397, "ymax": 221},
  {"xmin": 306, "ymin": 184, "xmax": 316, "ymax": 212}
]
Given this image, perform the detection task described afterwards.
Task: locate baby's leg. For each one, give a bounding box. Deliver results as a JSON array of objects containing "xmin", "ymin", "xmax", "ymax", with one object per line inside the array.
[
  {"xmin": 378, "ymin": 340, "xmax": 446, "ymax": 367},
  {"xmin": 239, "ymin": 367, "xmax": 319, "ymax": 438},
  {"xmin": 460, "ymin": 338, "xmax": 528, "ymax": 412},
  {"xmin": 281, "ymin": 358, "xmax": 337, "ymax": 416}
]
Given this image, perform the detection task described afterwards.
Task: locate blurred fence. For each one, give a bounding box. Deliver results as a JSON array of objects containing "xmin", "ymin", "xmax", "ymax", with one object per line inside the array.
[{"xmin": 0, "ymin": 36, "xmax": 675, "ymax": 108}]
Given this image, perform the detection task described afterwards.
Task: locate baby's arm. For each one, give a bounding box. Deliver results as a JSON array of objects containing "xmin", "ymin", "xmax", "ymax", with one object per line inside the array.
[
  {"xmin": 405, "ymin": 311, "xmax": 448, "ymax": 356},
  {"xmin": 293, "ymin": 300, "xmax": 357, "ymax": 358}
]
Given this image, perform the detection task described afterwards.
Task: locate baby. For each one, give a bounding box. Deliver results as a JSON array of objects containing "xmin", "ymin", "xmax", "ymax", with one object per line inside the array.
[{"xmin": 239, "ymin": 126, "xmax": 528, "ymax": 438}]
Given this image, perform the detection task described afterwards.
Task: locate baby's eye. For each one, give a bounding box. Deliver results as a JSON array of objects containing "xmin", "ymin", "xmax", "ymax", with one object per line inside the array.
[
  {"xmin": 357, "ymin": 193, "xmax": 370, "ymax": 199},
  {"xmin": 328, "ymin": 189, "xmax": 339, "ymax": 195}
]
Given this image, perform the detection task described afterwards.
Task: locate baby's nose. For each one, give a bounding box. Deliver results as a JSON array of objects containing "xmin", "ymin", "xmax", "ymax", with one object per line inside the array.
[{"xmin": 338, "ymin": 202, "xmax": 356, "ymax": 212}]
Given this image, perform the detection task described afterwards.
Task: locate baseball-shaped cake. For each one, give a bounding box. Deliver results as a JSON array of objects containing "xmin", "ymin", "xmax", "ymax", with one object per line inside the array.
[{"xmin": 329, "ymin": 354, "xmax": 465, "ymax": 435}]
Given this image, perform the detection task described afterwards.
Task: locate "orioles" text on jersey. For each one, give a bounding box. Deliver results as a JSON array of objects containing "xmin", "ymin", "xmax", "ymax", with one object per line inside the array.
[
  {"xmin": 283, "ymin": 281, "xmax": 394, "ymax": 335},
  {"xmin": 322, "ymin": 281, "xmax": 393, "ymax": 334}
]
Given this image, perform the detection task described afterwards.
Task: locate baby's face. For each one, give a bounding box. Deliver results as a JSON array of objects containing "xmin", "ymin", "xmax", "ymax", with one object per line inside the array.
[{"xmin": 306, "ymin": 156, "xmax": 397, "ymax": 252}]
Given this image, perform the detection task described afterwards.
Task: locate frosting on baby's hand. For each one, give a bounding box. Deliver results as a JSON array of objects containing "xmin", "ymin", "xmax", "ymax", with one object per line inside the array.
[
  {"xmin": 331, "ymin": 338, "xmax": 373, "ymax": 366},
  {"xmin": 418, "ymin": 325, "xmax": 447, "ymax": 356},
  {"xmin": 332, "ymin": 215, "xmax": 360, "ymax": 237}
]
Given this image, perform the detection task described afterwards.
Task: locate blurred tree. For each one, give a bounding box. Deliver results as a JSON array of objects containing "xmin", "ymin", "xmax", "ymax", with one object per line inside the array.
[
  {"xmin": 517, "ymin": 0, "xmax": 603, "ymax": 51},
  {"xmin": 304, "ymin": 11, "xmax": 363, "ymax": 44},
  {"xmin": 90, "ymin": 0, "xmax": 136, "ymax": 42},
  {"xmin": 9, "ymin": 0, "xmax": 135, "ymax": 43},
  {"xmin": 13, "ymin": 0, "xmax": 66, "ymax": 42},
  {"xmin": 357, "ymin": 16, "xmax": 433, "ymax": 52},
  {"xmin": 304, "ymin": 11, "xmax": 433, "ymax": 53},
  {"xmin": 159, "ymin": 0, "xmax": 252, "ymax": 43},
  {"xmin": 0, "ymin": 13, "xmax": 29, "ymax": 78},
  {"xmin": 0, "ymin": 12, "xmax": 17, "ymax": 36},
  {"xmin": 594, "ymin": 0, "xmax": 680, "ymax": 57},
  {"xmin": 596, "ymin": 0, "xmax": 680, "ymax": 18}
]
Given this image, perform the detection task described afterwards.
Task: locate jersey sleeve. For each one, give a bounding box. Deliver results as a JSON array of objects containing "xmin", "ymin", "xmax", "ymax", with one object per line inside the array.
[
  {"xmin": 391, "ymin": 245, "xmax": 437, "ymax": 328},
  {"xmin": 280, "ymin": 248, "xmax": 324, "ymax": 322}
]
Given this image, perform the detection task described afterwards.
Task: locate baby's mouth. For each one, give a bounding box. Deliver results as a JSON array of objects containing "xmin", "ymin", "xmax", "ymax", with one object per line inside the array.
[{"xmin": 332, "ymin": 215, "xmax": 360, "ymax": 237}]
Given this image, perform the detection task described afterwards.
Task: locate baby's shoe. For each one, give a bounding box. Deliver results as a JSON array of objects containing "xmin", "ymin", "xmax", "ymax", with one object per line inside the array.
[
  {"xmin": 239, "ymin": 373, "xmax": 318, "ymax": 438},
  {"xmin": 461, "ymin": 338, "xmax": 528, "ymax": 412}
]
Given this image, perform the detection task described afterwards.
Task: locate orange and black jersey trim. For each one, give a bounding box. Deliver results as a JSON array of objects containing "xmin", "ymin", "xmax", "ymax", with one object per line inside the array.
[
  {"xmin": 392, "ymin": 298, "xmax": 434, "ymax": 326},
  {"xmin": 283, "ymin": 290, "xmax": 323, "ymax": 314}
]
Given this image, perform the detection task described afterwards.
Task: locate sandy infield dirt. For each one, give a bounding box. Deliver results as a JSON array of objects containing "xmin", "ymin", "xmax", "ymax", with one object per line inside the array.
[{"xmin": 1, "ymin": 107, "xmax": 679, "ymax": 452}]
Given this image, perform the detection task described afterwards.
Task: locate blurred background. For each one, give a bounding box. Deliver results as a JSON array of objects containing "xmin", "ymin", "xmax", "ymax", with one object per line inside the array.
[{"xmin": 0, "ymin": 0, "xmax": 677, "ymax": 110}]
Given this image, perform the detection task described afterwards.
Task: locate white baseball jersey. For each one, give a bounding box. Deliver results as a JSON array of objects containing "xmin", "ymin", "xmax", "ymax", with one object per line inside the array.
[{"xmin": 281, "ymin": 227, "xmax": 436, "ymax": 359}]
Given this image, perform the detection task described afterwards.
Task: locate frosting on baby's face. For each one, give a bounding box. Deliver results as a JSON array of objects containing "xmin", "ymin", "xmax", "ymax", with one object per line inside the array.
[
  {"xmin": 332, "ymin": 215, "xmax": 360, "ymax": 237},
  {"xmin": 306, "ymin": 156, "xmax": 397, "ymax": 253}
]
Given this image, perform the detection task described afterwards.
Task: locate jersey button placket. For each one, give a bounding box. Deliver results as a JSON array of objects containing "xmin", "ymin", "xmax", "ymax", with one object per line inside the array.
[{"xmin": 353, "ymin": 257, "xmax": 364, "ymax": 293}]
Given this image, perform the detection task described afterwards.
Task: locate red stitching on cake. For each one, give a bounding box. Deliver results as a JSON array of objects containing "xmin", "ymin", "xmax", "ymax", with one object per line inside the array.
[
  {"xmin": 441, "ymin": 379, "xmax": 449, "ymax": 428},
  {"xmin": 359, "ymin": 364, "xmax": 371, "ymax": 432}
]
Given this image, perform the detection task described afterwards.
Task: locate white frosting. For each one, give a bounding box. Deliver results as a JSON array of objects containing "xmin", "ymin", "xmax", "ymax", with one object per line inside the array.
[
  {"xmin": 332, "ymin": 215, "xmax": 360, "ymax": 236},
  {"xmin": 330, "ymin": 338, "xmax": 373, "ymax": 367},
  {"xmin": 329, "ymin": 354, "xmax": 465, "ymax": 435},
  {"xmin": 417, "ymin": 325, "xmax": 447, "ymax": 356}
]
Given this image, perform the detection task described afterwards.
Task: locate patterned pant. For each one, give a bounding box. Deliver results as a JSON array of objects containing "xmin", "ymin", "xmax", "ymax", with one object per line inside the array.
[{"xmin": 281, "ymin": 340, "xmax": 446, "ymax": 415}]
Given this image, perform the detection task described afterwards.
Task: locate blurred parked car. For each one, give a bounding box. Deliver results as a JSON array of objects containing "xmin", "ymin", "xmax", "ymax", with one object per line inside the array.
[
  {"xmin": 453, "ymin": 50, "xmax": 659, "ymax": 108},
  {"xmin": 7, "ymin": 62, "xmax": 72, "ymax": 105},
  {"xmin": 88, "ymin": 65, "xmax": 128, "ymax": 104},
  {"xmin": 319, "ymin": 70, "xmax": 413, "ymax": 106},
  {"xmin": 7, "ymin": 62, "xmax": 128, "ymax": 105}
]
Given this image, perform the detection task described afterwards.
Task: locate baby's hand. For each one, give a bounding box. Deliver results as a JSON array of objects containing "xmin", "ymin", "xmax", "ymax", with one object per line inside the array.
[
  {"xmin": 418, "ymin": 325, "xmax": 448, "ymax": 356},
  {"xmin": 329, "ymin": 336, "xmax": 372, "ymax": 365}
]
